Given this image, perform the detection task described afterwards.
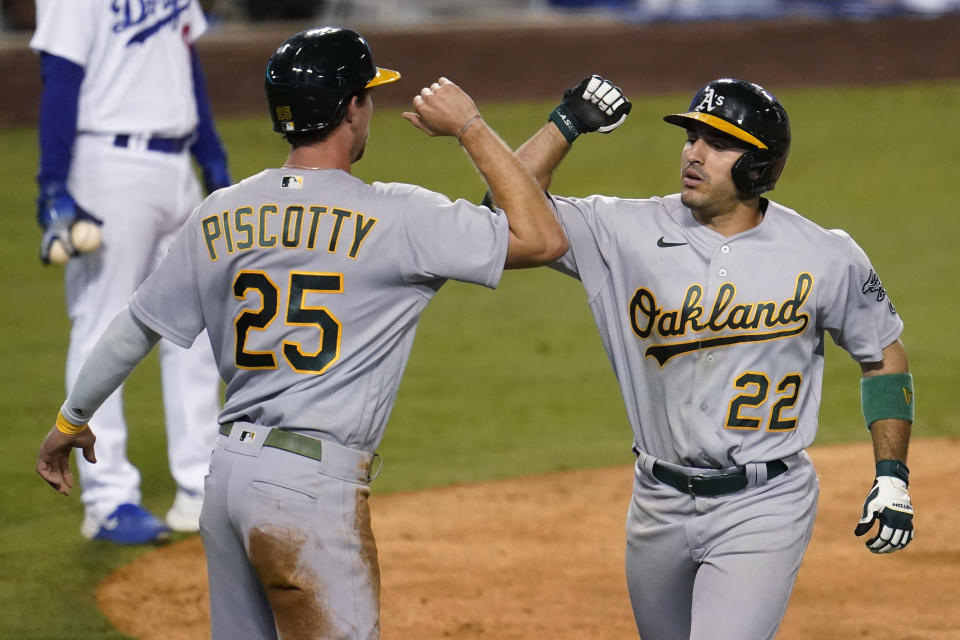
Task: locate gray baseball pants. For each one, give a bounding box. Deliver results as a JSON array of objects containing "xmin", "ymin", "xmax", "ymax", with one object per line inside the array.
[
  {"xmin": 200, "ymin": 423, "xmax": 380, "ymax": 640},
  {"xmin": 625, "ymin": 450, "xmax": 819, "ymax": 640}
]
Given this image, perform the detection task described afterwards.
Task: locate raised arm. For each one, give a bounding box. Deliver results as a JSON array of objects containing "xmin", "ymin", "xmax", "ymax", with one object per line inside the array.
[
  {"xmin": 404, "ymin": 77, "xmax": 566, "ymax": 268},
  {"xmin": 483, "ymin": 75, "xmax": 631, "ymax": 210}
]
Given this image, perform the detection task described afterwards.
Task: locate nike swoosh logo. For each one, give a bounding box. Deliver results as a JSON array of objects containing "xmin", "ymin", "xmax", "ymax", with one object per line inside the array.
[
  {"xmin": 657, "ymin": 237, "xmax": 688, "ymax": 248},
  {"xmin": 101, "ymin": 517, "xmax": 120, "ymax": 531}
]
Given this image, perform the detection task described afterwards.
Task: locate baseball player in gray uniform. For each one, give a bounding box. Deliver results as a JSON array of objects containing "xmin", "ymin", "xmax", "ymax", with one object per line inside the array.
[
  {"xmin": 501, "ymin": 76, "xmax": 916, "ymax": 639},
  {"xmin": 36, "ymin": 27, "xmax": 566, "ymax": 640}
]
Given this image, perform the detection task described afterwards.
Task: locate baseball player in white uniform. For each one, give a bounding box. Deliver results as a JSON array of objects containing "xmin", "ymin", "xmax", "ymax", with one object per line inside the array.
[
  {"xmin": 36, "ymin": 27, "xmax": 566, "ymax": 639},
  {"xmin": 501, "ymin": 76, "xmax": 917, "ymax": 639},
  {"xmin": 30, "ymin": 0, "xmax": 231, "ymax": 544}
]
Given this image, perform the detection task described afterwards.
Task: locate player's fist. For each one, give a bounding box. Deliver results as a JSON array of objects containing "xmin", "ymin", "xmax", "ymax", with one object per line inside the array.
[
  {"xmin": 403, "ymin": 77, "xmax": 482, "ymax": 141},
  {"xmin": 37, "ymin": 182, "xmax": 103, "ymax": 265},
  {"xmin": 854, "ymin": 460, "xmax": 914, "ymax": 554},
  {"xmin": 549, "ymin": 75, "xmax": 632, "ymax": 143}
]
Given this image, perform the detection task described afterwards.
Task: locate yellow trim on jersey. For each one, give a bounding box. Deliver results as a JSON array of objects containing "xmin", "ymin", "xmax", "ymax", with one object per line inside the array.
[
  {"xmin": 349, "ymin": 213, "xmax": 378, "ymax": 259},
  {"xmin": 282, "ymin": 271, "xmax": 343, "ymax": 375},
  {"xmin": 233, "ymin": 270, "xmax": 280, "ymax": 370},
  {"xmin": 365, "ymin": 67, "xmax": 401, "ymax": 88},
  {"xmin": 671, "ymin": 111, "xmax": 768, "ymax": 149},
  {"xmin": 768, "ymin": 372, "xmax": 802, "ymax": 432},
  {"xmin": 725, "ymin": 371, "xmax": 769, "ymax": 430}
]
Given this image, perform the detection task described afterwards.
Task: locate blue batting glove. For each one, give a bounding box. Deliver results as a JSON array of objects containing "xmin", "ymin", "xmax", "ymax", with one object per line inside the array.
[{"xmin": 37, "ymin": 182, "xmax": 102, "ymax": 264}]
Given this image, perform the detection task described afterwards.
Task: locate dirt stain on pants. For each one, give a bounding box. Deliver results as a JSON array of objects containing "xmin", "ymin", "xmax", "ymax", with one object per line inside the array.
[{"xmin": 249, "ymin": 525, "xmax": 336, "ymax": 640}]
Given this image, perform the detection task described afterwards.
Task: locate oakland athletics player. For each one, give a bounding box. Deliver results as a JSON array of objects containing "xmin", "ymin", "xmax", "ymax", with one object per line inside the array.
[
  {"xmin": 505, "ymin": 76, "xmax": 916, "ymax": 639},
  {"xmin": 30, "ymin": 0, "xmax": 231, "ymax": 543},
  {"xmin": 36, "ymin": 27, "xmax": 566, "ymax": 639}
]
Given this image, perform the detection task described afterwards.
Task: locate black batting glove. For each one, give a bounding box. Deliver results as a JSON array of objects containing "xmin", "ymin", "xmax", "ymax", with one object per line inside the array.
[
  {"xmin": 549, "ymin": 75, "xmax": 632, "ymax": 144},
  {"xmin": 854, "ymin": 459, "xmax": 914, "ymax": 554}
]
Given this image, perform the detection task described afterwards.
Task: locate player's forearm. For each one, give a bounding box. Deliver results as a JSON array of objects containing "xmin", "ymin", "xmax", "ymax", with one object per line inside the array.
[
  {"xmin": 515, "ymin": 122, "xmax": 572, "ymax": 191},
  {"xmin": 60, "ymin": 307, "xmax": 161, "ymax": 426},
  {"xmin": 869, "ymin": 420, "xmax": 911, "ymax": 464},
  {"xmin": 860, "ymin": 339, "xmax": 912, "ymax": 464},
  {"xmin": 458, "ymin": 120, "xmax": 568, "ymax": 267}
]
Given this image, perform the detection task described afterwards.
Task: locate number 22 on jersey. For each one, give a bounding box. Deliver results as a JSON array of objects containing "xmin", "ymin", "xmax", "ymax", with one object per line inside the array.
[
  {"xmin": 725, "ymin": 371, "xmax": 802, "ymax": 432},
  {"xmin": 233, "ymin": 270, "xmax": 342, "ymax": 374}
]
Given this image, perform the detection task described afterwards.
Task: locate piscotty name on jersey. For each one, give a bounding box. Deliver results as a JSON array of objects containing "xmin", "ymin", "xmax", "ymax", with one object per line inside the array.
[
  {"xmin": 200, "ymin": 203, "xmax": 377, "ymax": 262},
  {"xmin": 630, "ymin": 272, "xmax": 813, "ymax": 366}
]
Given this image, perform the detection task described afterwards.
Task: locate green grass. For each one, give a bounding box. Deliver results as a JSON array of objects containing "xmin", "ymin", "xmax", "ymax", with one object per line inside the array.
[{"xmin": 1, "ymin": 81, "xmax": 958, "ymax": 637}]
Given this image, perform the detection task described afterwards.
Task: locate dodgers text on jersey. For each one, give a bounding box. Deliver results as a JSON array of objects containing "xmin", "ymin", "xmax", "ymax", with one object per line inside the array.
[{"xmin": 113, "ymin": 0, "xmax": 192, "ymax": 45}]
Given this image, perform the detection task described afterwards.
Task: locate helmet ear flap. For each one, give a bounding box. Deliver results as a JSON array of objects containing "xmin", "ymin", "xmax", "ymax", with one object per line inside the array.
[
  {"xmin": 731, "ymin": 151, "xmax": 756, "ymax": 194},
  {"xmin": 731, "ymin": 149, "xmax": 787, "ymax": 195}
]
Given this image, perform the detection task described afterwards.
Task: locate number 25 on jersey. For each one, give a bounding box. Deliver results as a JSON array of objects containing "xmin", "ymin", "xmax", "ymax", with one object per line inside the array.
[{"xmin": 233, "ymin": 270, "xmax": 342, "ymax": 374}]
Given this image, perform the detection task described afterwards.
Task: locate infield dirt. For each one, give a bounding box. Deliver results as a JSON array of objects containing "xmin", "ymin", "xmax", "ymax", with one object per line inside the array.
[{"xmin": 99, "ymin": 438, "xmax": 960, "ymax": 639}]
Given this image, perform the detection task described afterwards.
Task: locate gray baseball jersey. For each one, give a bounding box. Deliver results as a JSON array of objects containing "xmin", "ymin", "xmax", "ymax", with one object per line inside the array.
[
  {"xmin": 129, "ymin": 167, "xmax": 509, "ymax": 639},
  {"xmin": 551, "ymin": 192, "xmax": 903, "ymax": 467},
  {"xmin": 130, "ymin": 168, "xmax": 509, "ymax": 451},
  {"xmin": 551, "ymin": 191, "xmax": 903, "ymax": 639}
]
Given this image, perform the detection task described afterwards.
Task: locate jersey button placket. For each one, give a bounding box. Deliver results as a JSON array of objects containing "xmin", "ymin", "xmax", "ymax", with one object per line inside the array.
[{"xmin": 717, "ymin": 244, "xmax": 730, "ymax": 279}]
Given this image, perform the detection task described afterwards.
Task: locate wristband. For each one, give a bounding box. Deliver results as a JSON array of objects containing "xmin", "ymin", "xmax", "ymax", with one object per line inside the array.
[
  {"xmin": 875, "ymin": 459, "xmax": 909, "ymax": 484},
  {"xmin": 456, "ymin": 114, "xmax": 483, "ymax": 145},
  {"xmin": 56, "ymin": 411, "xmax": 87, "ymax": 435},
  {"xmin": 861, "ymin": 372, "xmax": 914, "ymax": 429},
  {"xmin": 548, "ymin": 105, "xmax": 581, "ymax": 144}
]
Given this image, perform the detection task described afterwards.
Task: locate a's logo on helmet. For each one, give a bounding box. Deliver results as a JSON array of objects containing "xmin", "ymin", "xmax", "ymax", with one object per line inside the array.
[{"xmin": 694, "ymin": 87, "xmax": 725, "ymax": 113}]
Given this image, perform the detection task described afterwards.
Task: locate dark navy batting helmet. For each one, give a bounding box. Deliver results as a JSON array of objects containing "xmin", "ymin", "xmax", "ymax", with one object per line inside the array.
[
  {"xmin": 664, "ymin": 78, "xmax": 790, "ymax": 195},
  {"xmin": 264, "ymin": 26, "xmax": 401, "ymax": 135}
]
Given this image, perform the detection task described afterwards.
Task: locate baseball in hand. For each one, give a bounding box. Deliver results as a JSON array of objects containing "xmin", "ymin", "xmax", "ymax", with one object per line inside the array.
[
  {"xmin": 71, "ymin": 220, "xmax": 102, "ymax": 253},
  {"xmin": 47, "ymin": 239, "xmax": 71, "ymax": 265}
]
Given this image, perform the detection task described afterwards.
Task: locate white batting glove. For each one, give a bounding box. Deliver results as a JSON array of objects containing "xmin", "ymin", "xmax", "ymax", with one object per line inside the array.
[{"xmin": 854, "ymin": 465, "xmax": 914, "ymax": 554}]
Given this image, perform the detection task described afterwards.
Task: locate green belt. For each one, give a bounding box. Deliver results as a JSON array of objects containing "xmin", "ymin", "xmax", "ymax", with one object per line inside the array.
[{"xmin": 219, "ymin": 423, "xmax": 323, "ymax": 462}]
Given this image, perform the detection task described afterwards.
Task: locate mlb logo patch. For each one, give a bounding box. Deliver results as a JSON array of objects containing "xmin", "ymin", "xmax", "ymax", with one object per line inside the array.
[
  {"xmin": 283, "ymin": 122, "xmax": 295, "ymax": 131},
  {"xmin": 282, "ymin": 175, "xmax": 303, "ymax": 189},
  {"xmin": 239, "ymin": 430, "xmax": 256, "ymax": 442}
]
